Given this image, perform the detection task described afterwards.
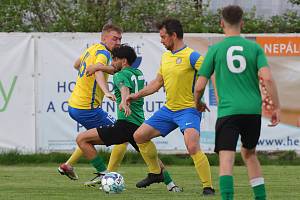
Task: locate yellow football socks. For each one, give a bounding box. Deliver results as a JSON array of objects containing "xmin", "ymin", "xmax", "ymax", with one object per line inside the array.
[
  {"xmin": 191, "ymin": 151, "xmax": 213, "ymax": 188},
  {"xmin": 137, "ymin": 141, "xmax": 161, "ymax": 174},
  {"xmin": 107, "ymin": 143, "xmax": 128, "ymax": 172},
  {"xmin": 66, "ymin": 147, "xmax": 83, "ymax": 166}
]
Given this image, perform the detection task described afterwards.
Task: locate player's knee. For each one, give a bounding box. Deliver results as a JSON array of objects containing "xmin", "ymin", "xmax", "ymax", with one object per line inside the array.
[
  {"xmin": 133, "ymin": 127, "xmax": 150, "ymax": 144},
  {"xmin": 76, "ymin": 132, "xmax": 85, "ymax": 147},
  {"xmin": 241, "ymin": 148, "xmax": 256, "ymax": 160},
  {"xmin": 133, "ymin": 130, "xmax": 143, "ymax": 144},
  {"xmin": 186, "ymin": 143, "xmax": 200, "ymax": 155}
]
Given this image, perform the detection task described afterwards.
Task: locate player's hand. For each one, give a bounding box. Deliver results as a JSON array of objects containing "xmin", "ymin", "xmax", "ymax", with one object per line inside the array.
[
  {"xmin": 262, "ymin": 96, "xmax": 274, "ymax": 116},
  {"xmin": 268, "ymin": 108, "xmax": 280, "ymax": 127},
  {"xmin": 110, "ymin": 62, "xmax": 119, "ymax": 72},
  {"xmin": 105, "ymin": 92, "xmax": 116, "ymax": 101},
  {"xmin": 126, "ymin": 93, "xmax": 137, "ymax": 105},
  {"xmin": 86, "ymin": 64, "xmax": 99, "ymax": 76},
  {"xmin": 119, "ymin": 103, "xmax": 131, "ymax": 117},
  {"xmin": 196, "ymin": 101, "xmax": 210, "ymax": 112}
]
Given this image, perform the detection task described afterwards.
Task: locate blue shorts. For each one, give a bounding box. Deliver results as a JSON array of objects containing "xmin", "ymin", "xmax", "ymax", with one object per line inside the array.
[
  {"xmin": 144, "ymin": 106, "xmax": 202, "ymax": 137},
  {"xmin": 68, "ymin": 106, "xmax": 116, "ymax": 130}
]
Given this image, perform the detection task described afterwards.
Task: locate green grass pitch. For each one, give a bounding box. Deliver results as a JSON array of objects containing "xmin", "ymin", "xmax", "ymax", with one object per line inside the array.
[{"xmin": 0, "ymin": 164, "xmax": 299, "ymax": 200}]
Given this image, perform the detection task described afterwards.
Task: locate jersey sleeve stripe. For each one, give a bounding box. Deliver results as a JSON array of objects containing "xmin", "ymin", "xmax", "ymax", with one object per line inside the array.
[
  {"xmin": 96, "ymin": 50, "xmax": 111, "ymax": 62},
  {"xmin": 189, "ymin": 51, "xmax": 201, "ymax": 69},
  {"xmin": 90, "ymin": 80, "xmax": 97, "ymax": 109},
  {"xmin": 191, "ymin": 70, "xmax": 197, "ymax": 93}
]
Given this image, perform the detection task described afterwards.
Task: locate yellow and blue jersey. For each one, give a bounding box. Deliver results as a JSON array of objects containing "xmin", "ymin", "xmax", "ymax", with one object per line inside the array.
[
  {"xmin": 158, "ymin": 46, "xmax": 204, "ymax": 111},
  {"xmin": 68, "ymin": 43, "xmax": 111, "ymax": 109}
]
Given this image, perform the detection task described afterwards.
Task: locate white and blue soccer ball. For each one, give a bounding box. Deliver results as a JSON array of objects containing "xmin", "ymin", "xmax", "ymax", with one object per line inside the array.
[{"xmin": 101, "ymin": 172, "xmax": 125, "ymax": 194}]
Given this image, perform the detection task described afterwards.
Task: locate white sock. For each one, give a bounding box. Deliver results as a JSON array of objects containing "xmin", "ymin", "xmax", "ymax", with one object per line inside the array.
[
  {"xmin": 250, "ymin": 177, "xmax": 264, "ymax": 187},
  {"xmin": 100, "ymin": 170, "xmax": 109, "ymax": 174},
  {"xmin": 167, "ymin": 182, "xmax": 176, "ymax": 190}
]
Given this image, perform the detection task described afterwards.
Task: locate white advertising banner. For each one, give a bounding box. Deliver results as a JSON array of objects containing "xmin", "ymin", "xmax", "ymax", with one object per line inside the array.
[
  {"xmin": 0, "ymin": 34, "xmax": 35, "ymax": 152},
  {"xmin": 0, "ymin": 33, "xmax": 299, "ymax": 153},
  {"xmin": 35, "ymin": 33, "xmax": 190, "ymax": 152}
]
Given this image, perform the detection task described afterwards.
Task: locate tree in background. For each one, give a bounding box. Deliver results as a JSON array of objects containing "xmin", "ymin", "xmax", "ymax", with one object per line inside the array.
[
  {"xmin": 0, "ymin": 0, "xmax": 299, "ymax": 33},
  {"xmin": 289, "ymin": 0, "xmax": 300, "ymax": 5}
]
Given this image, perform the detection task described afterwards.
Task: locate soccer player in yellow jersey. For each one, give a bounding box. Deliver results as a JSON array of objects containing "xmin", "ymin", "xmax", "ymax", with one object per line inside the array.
[
  {"xmin": 126, "ymin": 19, "xmax": 215, "ymax": 195},
  {"xmin": 58, "ymin": 24, "xmax": 128, "ymax": 180}
]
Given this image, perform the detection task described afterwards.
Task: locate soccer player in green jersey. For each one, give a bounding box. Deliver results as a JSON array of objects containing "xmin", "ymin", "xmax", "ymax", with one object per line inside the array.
[
  {"xmin": 76, "ymin": 44, "xmax": 182, "ymax": 192},
  {"xmin": 194, "ymin": 5, "xmax": 280, "ymax": 200}
]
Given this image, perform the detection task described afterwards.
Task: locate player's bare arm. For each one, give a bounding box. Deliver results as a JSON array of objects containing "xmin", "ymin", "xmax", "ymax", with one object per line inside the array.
[
  {"xmin": 86, "ymin": 62, "xmax": 116, "ymax": 76},
  {"xmin": 126, "ymin": 73, "xmax": 164, "ymax": 103},
  {"xmin": 259, "ymin": 67, "xmax": 281, "ymax": 126},
  {"xmin": 119, "ymin": 86, "xmax": 131, "ymax": 117},
  {"xmin": 73, "ymin": 58, "xmax": 81, "ymax": 70},
  {"xmin": 95, "ymin": 71, "xmax": 116, "ymax": 101},
  {"xmin": 194, "ymin": 76, "xmax": 210, "ymax": 112}
]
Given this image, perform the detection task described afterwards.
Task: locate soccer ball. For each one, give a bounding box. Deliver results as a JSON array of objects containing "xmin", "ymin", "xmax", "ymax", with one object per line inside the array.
[{"xmin": 101, "ymin": 172, "xmax": 125, "ymax": 194}]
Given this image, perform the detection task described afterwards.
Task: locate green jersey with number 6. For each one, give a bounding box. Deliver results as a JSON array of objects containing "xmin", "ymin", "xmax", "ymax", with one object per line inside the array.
[
  {"xmin": 198, "ymin": 36, "xmax": 268, "ymax": 118},
  {"xmin": 113, "ymin": 67, "xmax": 145, "ymax": 126}
]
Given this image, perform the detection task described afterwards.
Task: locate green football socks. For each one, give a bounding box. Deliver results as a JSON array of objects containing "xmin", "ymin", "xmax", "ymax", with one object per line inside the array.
[
  {"xmin": 163, "ymin": 170, "xmax": 172, "ymax": 185},
  {"xmin": 250, "ymin": 177, "xmax": 266, "ymax": 200},
  {"xmin": 220, "ymin": 175, "xmax": 234, "ymax": 200},
  {"xmin": 91, "ymin": 156, "xmax": 107, "ymax": 173}
]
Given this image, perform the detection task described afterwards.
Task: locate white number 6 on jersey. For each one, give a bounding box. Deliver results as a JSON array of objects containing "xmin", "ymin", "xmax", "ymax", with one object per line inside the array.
[{"xmin": 226, "ymin": 46, "xmax": 246, "ymax": 73}]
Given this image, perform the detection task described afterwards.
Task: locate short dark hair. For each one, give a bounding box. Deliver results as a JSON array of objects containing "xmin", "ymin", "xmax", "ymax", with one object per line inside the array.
[
  {"xmin": 157, "ymin": 18, "xmax": 183, "ymax": 39},
  {"xmin": 102, "ymin": 23, "xmax": 123, "ymax": 34},
  {"xmin": 112, "ymin": 44, "xmax": 137, "ymax": 66},
  {"xmin": 222, "ymin": 5, "xmax": 243, "ymax": 25}
]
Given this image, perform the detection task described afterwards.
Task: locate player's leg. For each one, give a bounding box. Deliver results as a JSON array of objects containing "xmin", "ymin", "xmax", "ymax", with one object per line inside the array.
[
  {"xmin": 65, "ymin": 148, "xmax": 83, "ymax": 167},
  {"xmin": 184, "ymin": 128, "xmax": 214, "ymax": 195},
  {"xmin": 126, "ymin": 121, "xmax": 182, "ymax": 192},
  {"xmin": 133, "ymin": 137, "xmax": 183, "ymax": 191},
  {"xmin": 241, "ymin": 147, "xmax": 265, "ymax": 200},
  {"xmin": 97, "ymin": 112, "xmax": 129, "ymax": 173},
  {"xmin": 58, "ymin": 106, "xmax": 87, "ymax": 180},
  {"xmin": 219, "ymin": 150, "xmax": 235, "ymax": 200},
  {"xmin": 134, "ymin": 107, "xmax": 177, "ymax": 188},
  {"xmin": 76, "ymin": 128, "xmax": 108, "ymax": 186},
  {"xmin": 157, "ymin": 159, "xmax": 183, "ymax": 192},
  {"xmin": 82, "ymin": 120, "xmax": 134, "ymax": 186},
  {"xmin": 107, "ymin": 143, "xmax": 128, "ymax": 172},
  {"xmin": 58, "ymin": 107, "xmax": 114, "ymax": 180},
  {"xmin": 215, "ymin": 115, "xmax": 240, "ymax": 200},
  {"xmin": 76, "ymin": 129, "xmax": 105, "ymax": 160},
  {"xmin": 176, "ymin": 108, "xmax": 214, "ymax": 195},
  {"xmin": 240, "ymin": 115, "xmax": 266, "ymax": 200},
  {"xmin": 134, "ymin": 124, "xmax": 163, "ymax": 187},
  {"xmin": 82, "ymin": 121, "xmax": 129, "ymax": 187},
  {"xmin": 64, "ymin": 107, "xmax": 88, "ymax": 166}
]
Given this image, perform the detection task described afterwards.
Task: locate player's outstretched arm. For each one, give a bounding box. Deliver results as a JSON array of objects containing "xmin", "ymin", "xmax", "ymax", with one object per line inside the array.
[
  {"xmin": 259, "ymin": 67, "xmax": 280, "ymax": 126},
  {"xmin": 194, "ymin": 76, "xmax": 210, "ymax": 112},
  {"xmin": 126, "ymin": 74, "xmax": 164, "ymax": 103},
  {"xmin": 119, "ymin": 86, "xmax": 131, "ymax": 117},
  {"xmin": 86, "ymin": 63, "xmax": 116, "ymax": 76},
  {"xmin": 95, "ymin": 71, "xmax": 116, "ymax": 101}
]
